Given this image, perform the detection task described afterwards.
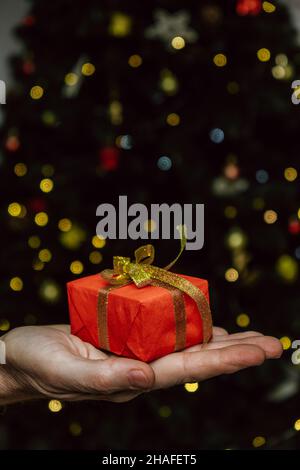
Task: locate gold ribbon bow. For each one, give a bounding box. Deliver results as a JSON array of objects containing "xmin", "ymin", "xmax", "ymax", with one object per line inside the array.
[{"xmin": 100, "ymin": 226, "xmax": 212, "ymax": 343}]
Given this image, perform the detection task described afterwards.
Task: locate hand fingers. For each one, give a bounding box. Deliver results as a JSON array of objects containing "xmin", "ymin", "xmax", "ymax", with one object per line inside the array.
[
  {"xmin": 212, "ymin": 331, "xmax": 263, "ymax": 342},
  {"xmin": 46, "ymin": 325, "xmax": 71, "ymax": 333},
  {"xmin": 55, "ymin": 354, "xmax": 155, "ymax": 395},
  {"xmin": 151, "ymin": 344, "xmax": 266, "ymax": 389},
  {"xmin": 213, "ymin": 326, "xmax": 229, "ymax": 336},
  {"xmin": 202, "ymin": 335, "xmax": 282, "ymax": 359}
]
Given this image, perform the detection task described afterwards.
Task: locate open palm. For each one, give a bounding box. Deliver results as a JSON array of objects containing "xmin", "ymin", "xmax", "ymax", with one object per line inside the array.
[{"xmin": 1, "ymin": 324, "xmax": 282, "ymax": 404}]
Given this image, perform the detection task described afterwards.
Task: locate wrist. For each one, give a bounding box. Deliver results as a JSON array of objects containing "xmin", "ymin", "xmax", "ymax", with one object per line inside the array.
[{"xmin": 0, "ymin": 336, "xmax": 37, "ymax": 406}]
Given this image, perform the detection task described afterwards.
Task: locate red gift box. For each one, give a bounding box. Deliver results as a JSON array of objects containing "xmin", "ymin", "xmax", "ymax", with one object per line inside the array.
[{"xmin": 67, "ymin": 273, "xmax": 212, "ymax": 363}]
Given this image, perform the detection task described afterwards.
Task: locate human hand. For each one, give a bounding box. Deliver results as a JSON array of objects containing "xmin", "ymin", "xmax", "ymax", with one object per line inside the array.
[{"xmin": 0, "ymin": 325, "xmax": 282, "ymax": 405}]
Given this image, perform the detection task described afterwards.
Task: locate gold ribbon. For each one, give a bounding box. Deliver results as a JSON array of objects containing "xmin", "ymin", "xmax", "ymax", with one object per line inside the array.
[{"xmin": 100, "ymin": 226, "xmax": 212, "ymax": 344}]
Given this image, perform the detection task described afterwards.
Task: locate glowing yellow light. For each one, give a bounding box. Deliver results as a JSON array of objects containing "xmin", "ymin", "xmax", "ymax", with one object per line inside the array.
[
  {"xmin": 276, "ymin": 255, "xmax": 298, "ymax": 282},
  {"xmin": 159, "ymin": 406, "xmax": 172, "ymax": 418},
  {"xmin": 34, "ymin": 212, "xmax": 48, "ymax": 227},
  {"xmin": 33, "ymin": 260, "xmax": 44, "ymax": 271},
  {"xmin": 40, "ymin": 178, "xmax": 54, "ymax": 193},
  {"xmin": 30, "ymin": 85, "xmax": 44, "ymax": 100},
  {"xmin": 213, "ymin": 53, "xmax": 227, "ymax": 67},
  {"xmin": 166, "ymin": 113, "xmax": 180, "ymax": 126},
  {"xmin": 17, "ymin": 205, "xmax": 27, "ymax": 219},
  {"xmin": 171, "ymin": 36, "xmax": 185, "ymax": 50},
  {"xmin": 109, "ymin": 100, "xmax": 123, "ymax": 125},
  {"xmin": 275, "ymin": 54, "xmax": 288, "ymax": 67},
  {"xmin": 89, "ymin": 251, "xmax": 103, "ymax": 264},
  {"xmin": 225, "ymin": 268, "xmax": 239, "ymax": 282},
  {"xmin": 227, "ymin": 81, "xmax": 240, "ymax": 94},
  {"xmin": 10, "ymin": 277, "xmax": 23, "ymax": 291},
  {"xmin": 236, "ymin": 314, "xmax": 250, "ymax": 328},
  {"xmin": 92, "ymin": 235, "xmax": 106, "ymax": 248},
  {"xmin": 253, "ymin": 197, "xmax": 265, "ymax": 210},
  {"xmin": 284, "ymin": 167, "xmax": 298, "ymax": 182},
  {"xmin": 14, "ymin": 162, "xmax": 27, "ymax": 177},
  {"xmin": 81, "ymin": 62, "xmax": 96, "ymax": 76},
  {"xmin": 227, "ymin": 230, "xmax": 246, "ymax": 249},
  {"xmin": 70, "ymin": 260, "xmax": 84, "ymax": 275},
  {"xmin": 257, "ymin": 48, "xmax": 271, "ymax": 62},
  {"xmin": 160, "ymin": 70, "xmax": 178, "ymax": 95},
  {"xmin": 48, "ymin": 400, "xmax": 62, "ymax": 412},
  {"xmin": 109, "ymin": 12, "xmax": 132, "ymax": 37},
  {"xmin": 40, "ymin": 281, "xmax": 60, "ymax": 301},
  {"xmin": 184, "ymin": 382, "xmax": 199, "ymax": 393},
  {"xmin": 0, "ymin": 319, "xmax": 10, "ymax": 332},
  {"xmin": 65, "ymin": 73, "xmax": 78, "ymax": 86},
  {"xmin": 280, "ymin": 336, "xmax": 292, "ymax": 350},
  {"xmin": 42, "ymin": 111, "xmax": 56, "ymax": 126},
  {"xmin": 272, "ymin": 65, "xmax": 285, "ymax": 80},
  {"xmin": 28, "ymin": 235, "xmax": 41, "ymax": 249},
  {"xmin": 128, "ymin": 54, "xmax": 143, "ymax": 68},
  {"xmin": 60, "ymin": 226, "xmax": 86, "ymax": 250},
  {"xmin": 143, "ymin": 219, "xmax": 157, "ymax": 233},
  {"xmin": 224, "ymin": 206, "xmax": 237, "ymax": 219},
  {"xmin": 285, "ymin": 65, "xmax": 294, "ymax": 80},
  {"xmin": 8, "ymin": 202, "xmax": 22, "ymax": 217},
  {"xmin": 69, "ymin": 422, "xmax": 82, "ymax": 436},
  {"xmin": 264, "ymin": 210, "xmax": 277, "ymax": 224},
  {"xmin": 294, "ymin": 419, "xmax": 300, "ymax": 431},
  {"xmin": 58, "ymin": 218, "xmax": 72, "ymax": 232},
  {"xmin": 41, "ymin": 164, "xmax": 55, "ymax": 177},
  {"xmin": 252, "ymin": 436, "xmax": 266, "ymax": 448},
  {"xmin": 263, "ymin": 1, "xmax": 276, "ymax": 13},
  {"xmin": 38, "ymin": 249, "xmax": 52, "ymax": 263}
]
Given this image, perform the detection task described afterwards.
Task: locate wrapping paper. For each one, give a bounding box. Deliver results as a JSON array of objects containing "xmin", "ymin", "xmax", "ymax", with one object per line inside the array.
[{"xmin": 67, "ymin": 273, "xmax": 210, "ymax": 362}]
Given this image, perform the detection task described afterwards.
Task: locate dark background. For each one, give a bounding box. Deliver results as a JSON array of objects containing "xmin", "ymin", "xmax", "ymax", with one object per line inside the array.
[{"xmin": 0, "ymin": 0, "xmax": 300, "ymax": 450}]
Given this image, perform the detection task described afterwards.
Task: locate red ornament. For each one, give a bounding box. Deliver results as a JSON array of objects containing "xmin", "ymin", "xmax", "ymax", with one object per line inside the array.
[
  {"xmin": 289, "ymin": 220, "xmax": 300, "ymax": 235},
  {"xmin": 22, "ymin": 61, "xmax": 35, "ymax": 75},
  {"xmin": 22, "ymin": 15, "xmax": 36, "ymax": 27},
  {"xmin": 5, "ymin": 136, "xmax": 20, "ymax": 152},
  {"xmin": 236, "ymin": 0, "xmax": 262, "ymax": 16},
  {"xmin": 99, "ymin": 147, "xmax": 120, "ymax": 171},
  {"xmin": 28, "ymin": 198, "xmax": 47, "ymax": 213}
]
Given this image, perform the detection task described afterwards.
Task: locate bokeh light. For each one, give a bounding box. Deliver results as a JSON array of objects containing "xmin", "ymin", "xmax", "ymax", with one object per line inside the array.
[
  {"xmin": 48, "ymin": 400, "xmax": 62, "ymax": 412},
  {"xmin": 128, "ymin": 54, "xmax": 143, "ymax": 68},
  {"xmin": 157, "ymin": 155, "xmax": 172, "ymax": 171},
  {"xmin": 184, "ymin": 383, "xmax": 199, "ymax": 393},
  {"xmin": 34, "ymin": 212, "xmax": 49, "ymax": 227},
  {"xmin": 81, "ymin": 62, "xmax": 95, "ymax": 76},
  {"xmin": 213, "ymin": 53, "xmax": 227, "ymax": 67},
  {"xmin": 236, "ymin": 314, "xmax": 250, "ymax": 328},
  {"xmin": 166, "ymin": 113, "xmax": 180, "ymax": 126},
  {"xmin": 257, "ymin": 48, "xmax": 271, "ymax": 62},
  {"xmin": 92, "ymin": 235, "xmax": 106, "ymax": 248},
  {"xmin": 30, "ymin": 85, "xmax": 44, "ymax": 99},
  {"xmin": 40, "ymin": 178, "xmax": 54, "ymax": 193},
  {"xmin": 10, "ymin": 277, "xmax": 23, "ymax": 291},
  {"xmin": 171, "ymin": 36, "xmax": 185, "ymax": 50},
  {"xmin": 280, "ymin": 336, "xmax": 292, "ymax": 350},
  {"xmin": 70, "ymin": 260, "xmax": 84, "ymax": 275},
  {"xmin": 14, "ymin": 162, "xmax": 27, "ymax": 177},
  {"xmin": 225, "ymin": 268, "xmax": 239, "ymax": 282}
]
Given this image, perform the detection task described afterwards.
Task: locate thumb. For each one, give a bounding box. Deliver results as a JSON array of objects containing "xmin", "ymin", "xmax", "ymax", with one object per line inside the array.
[{"xmin": 60, "ymin": 354, "xmax": 155, "ymax": 395}]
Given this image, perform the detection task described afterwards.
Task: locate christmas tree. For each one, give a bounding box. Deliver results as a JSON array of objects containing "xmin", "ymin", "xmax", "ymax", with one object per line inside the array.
[{"xmin": 1, "ymin": 0, "xmax": 300, "ymax": 449}]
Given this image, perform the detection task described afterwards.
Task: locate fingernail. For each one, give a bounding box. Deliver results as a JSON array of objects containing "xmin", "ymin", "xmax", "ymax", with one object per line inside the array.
[{"xmin": 128, "ymin": 369, "xmax": 149, "ymax": 389}]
